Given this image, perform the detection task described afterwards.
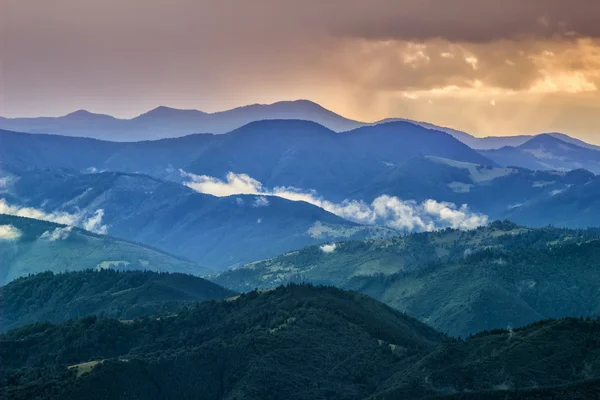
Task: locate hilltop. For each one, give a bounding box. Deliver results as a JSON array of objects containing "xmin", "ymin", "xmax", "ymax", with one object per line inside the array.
[{"xmin": 0, "ymin": 269, "xmax": 236, "ymax": 331}]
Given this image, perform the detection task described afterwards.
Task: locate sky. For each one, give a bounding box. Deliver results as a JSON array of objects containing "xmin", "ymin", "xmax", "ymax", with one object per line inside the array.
[{"xmin": 1, "ymin": 0, "xmax": 600, "ymax": 141}]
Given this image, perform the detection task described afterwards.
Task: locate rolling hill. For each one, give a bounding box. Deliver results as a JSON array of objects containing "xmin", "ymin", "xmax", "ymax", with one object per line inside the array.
[
  {"xmin": 0, "ymin": 284, "xmax": 444, "ymax": 400},
  {"xmin": 215, "ymin": 221, "xmax": 600, "ymax": 290},
  {"xmin": 215, "ymin": 222, "xmax": 600, "ymax": 336},
  {"xmin": 370, "ymin": 317, "xmax": 600, "ymax": 399},
  {"xmin": 0, "ymin": 269, "xmax": 236, "ymax": 332},
  {"xmin": 182, "ymin": 120, "xmax": 495, "ymax": 200},
  {"xmin": 0, "ymin": 214, "xmax": 211, "ymax": 284},
  {"xmin": 2, "ymin": 284, "xmax": 599, "ymax": 399},
  {"xmin": 347, "ymin": 240, "xmax": 600, "ymax": 337}
]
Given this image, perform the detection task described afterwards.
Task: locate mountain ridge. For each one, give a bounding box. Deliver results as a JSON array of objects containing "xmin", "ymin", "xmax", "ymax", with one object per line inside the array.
[
  {"xmin": 481, "ymin": 133, "xmax": 600, "ymax": 174},
  {"xmin": 1, "ymin": 165, "xmax": 396, "ymax": 269},
  {"xmin": 2, "ymin": 100, "xmax": 598, "ymax": 150}
]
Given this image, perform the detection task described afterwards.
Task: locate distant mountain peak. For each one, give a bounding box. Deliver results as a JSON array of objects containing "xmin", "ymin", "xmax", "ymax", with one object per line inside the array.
[
  {"xmin": 231, "ymin": 118, "xmax": 336, "ymax": 135},
  {"xmin": 219, "ymin": 99, "xmax": 341, "ymax": 118},
  {"xmin": 547, "ymin": 132, "xmax": 600, "ymax": 151},
  {"xmin": 351, "ymin": 120, "xmax": 447, "ymax": 134},
  {"xmin": 522, "ymin": 133, "xmax": 575, "ymax": 149},
  {"xmin": 274, "ymin": 99, "xmax": 328, "ymax": 109},
  {"xmin": 64, "ymin": 109, "xmax": 115, "ymax": 119},
  {"xmin": 138, "ymin": 106, "xmax": 207, "ymax": 118},
  {"xmin": 65, "ymin": 109, "xmax": 94, "ymax": 116}
]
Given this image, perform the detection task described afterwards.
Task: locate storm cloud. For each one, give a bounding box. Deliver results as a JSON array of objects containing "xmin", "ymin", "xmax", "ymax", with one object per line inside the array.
[{"xmin": 2, "ymin": 0, "xmax": 600, "ymax": 139}]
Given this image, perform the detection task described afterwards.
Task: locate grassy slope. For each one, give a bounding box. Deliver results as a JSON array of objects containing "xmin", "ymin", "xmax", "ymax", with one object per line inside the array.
[
  {"xmin": 0, "ymin": 214, "xmax": 211, "ymax": 284},
  {"xmin": 215, "ymin": 221, "xmax": 599, "ymax": 292}
]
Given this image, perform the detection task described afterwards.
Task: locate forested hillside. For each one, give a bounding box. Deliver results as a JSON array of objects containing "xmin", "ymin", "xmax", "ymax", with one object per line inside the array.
[
  {"xmin": 216, "ymin": 222, "xmax": 600, "ymax": 336},
  {"xmin": 1, "ymin": 284, "xmax": 443, "ymax": 400},
  {"xmin": 0, "ymin": 270, "xmax": 236, "ymax": 331},
  {"xmin": 2, "ymin": 285, "xmax": 600, "ymax": 399}
]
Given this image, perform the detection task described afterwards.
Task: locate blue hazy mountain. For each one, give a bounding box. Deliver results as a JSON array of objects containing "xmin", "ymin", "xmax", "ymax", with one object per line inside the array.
[
  {"xmin": 0, "ymin": 100, "xmax": 364, "ymax": 140},
  {"xmin": 368, "ymin": 118, "xmax": 600, "ymax": 151},
  {"xmin": 481, "ymin": 134, "xmax": 600, "ymax": 174},
  {"xmin": 0, "ymin": 120, "xmax": 496, "ymax": 201},
  {"xmin": 359, "ymin": 155, "xmax": 598, "ymax": 221},
  {"xmin": 1, "ymin": 165, "xmax": 395, "ymax": 270},
  {"xmin": 467, "ymin": 132, "xmax": 600, "ymax": 151},
  {"xmin": 505, "ymin": 172, "xmax": 600, "ymax": 228},
  {"xmin": 182, "ymin": 120, "xmax": 495, "ymax": 200},
  {"xmin": 2, "ymin": 100, "xmax": 598, "ymax": 154},
  {"xmin": 4, "ymin": 120, "xmax": 600, "ymax": 229}
]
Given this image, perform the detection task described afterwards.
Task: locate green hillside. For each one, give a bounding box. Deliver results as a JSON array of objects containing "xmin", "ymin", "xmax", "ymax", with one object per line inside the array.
[
  {"xmin": 0, "ymin": 214, "xmax": 211, "ymax": 284},
  {"xmin": 215, "ymin": 222, "xmax": 600, "ymax": 336},
  {"xmin": 2, "ymin": 285, "xmax": 600, "ymax": 399},
  {"xmin": 0, "ymin": 269, "xmax": 237, "ymax": 331},
  {"xmin": 0, "ymin": 284, "xmax": 443, "ymax": 400},
  {"xmin": 347, "ymin": 240, "xmax": 600, "ymax": 337},
  {"xmin": 371, "ymin": 318, "xmax": 600, "ymax": 399},
  {"xmin": 215, "ymin": 221, "xmax": 600, "ymax": 292}
]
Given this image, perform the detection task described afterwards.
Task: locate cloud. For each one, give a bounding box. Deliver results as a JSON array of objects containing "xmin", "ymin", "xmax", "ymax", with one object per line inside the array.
[
  {"xmin": 40, "ymin": 226, "xmax": 74, "ymax": 241},
  {"xmin": 4, "ymin": 1, "xmax": 600, "ymax": 140},
  {"xmin": 83, "ymin": 167, "xmax": 106, "ymax": 174},
  {"xmin": 320, "ymin": 243, "xmax": 337, "ymax": 253},
  {"xmin": 253, "ymin": 196, "xmax": 270, "ymax": 207},
  {"xmin": 82, "ymin": 209, "xmax": 109, "ymax": 235},
  {"xmin": 0, "ymin": 225, "xmax": 22, "ymax": 241},
  {"xmin": 0, "ymin": 199, "xmax": 109, "ymax": 234},
  {"xmin": 423, "ymin": 199, "xmax": 489, "ymax": 230},
  {"xmin": 0, "ymin": 199, "xmax": 80, "ymax": 226},
  {"xmin": 181, "ymin": 171, "xmax": 262, "ymax": 196},
  {"xmin": 370, "ymin": 196, "xmax": 433, "ymax": 231},
  {"xmin": 182, "ymin": 171, "xmax": 488, "ymax": 232},
  {"xmin": 325, "ymin": 37, "xmax": 600, "ymax": 95},
  {"xmin": 0, "ymin": 176, "xmax": 13, "ymax": 189},
  {"xmin": 329, "ymin": 1, "xmax": 600, "ymax": 42}
]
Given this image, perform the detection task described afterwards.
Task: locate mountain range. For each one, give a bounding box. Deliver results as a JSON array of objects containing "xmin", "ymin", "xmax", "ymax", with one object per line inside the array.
[
  {"xmin": 0, "ymin": 119, "xmax": 494, "ymax": 198},
  {"xmin": 0, "ymin": 164, "xmax": 394, "ymax": 270},
  {"xmin": 0, "ymin": 100, "xmax": 362, "ymax": 141},
  {"xmin": 4, "ymin": 120, "xmax": 600, "ymax": 230},
  {"xmin": 2, "ymin": 100, "xmax": 599, "ymax": 154}
]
